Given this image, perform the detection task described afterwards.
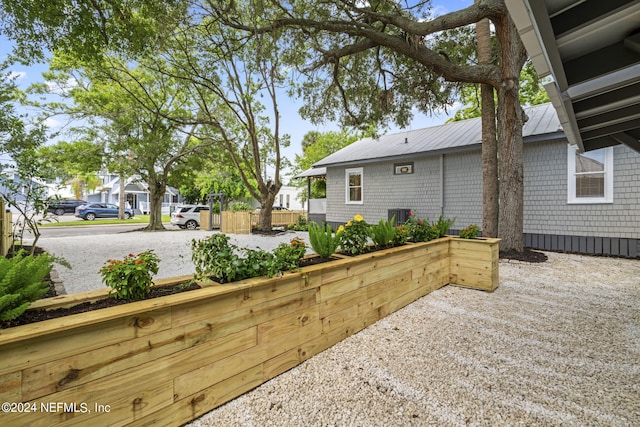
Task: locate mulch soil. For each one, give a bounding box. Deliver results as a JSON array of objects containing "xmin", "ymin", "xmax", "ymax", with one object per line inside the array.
[{"xmin": 500, "ymin": 248, "xmax": 548, "ymax": 263}]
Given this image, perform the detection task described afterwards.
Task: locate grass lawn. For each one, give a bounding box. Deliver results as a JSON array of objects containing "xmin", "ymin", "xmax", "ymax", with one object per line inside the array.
[{"xmin": 40, "ymin": 215, "xmax": 172, "ymax": 227}]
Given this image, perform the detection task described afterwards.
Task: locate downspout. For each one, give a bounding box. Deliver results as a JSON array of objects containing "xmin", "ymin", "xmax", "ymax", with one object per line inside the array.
[
  {"xmin": 440, "ymin": 154, "xmax": 445, "ymax": 215},
  {"xmin": 307, "ymin": 177, "xmax": 311, "ymax": 214}
]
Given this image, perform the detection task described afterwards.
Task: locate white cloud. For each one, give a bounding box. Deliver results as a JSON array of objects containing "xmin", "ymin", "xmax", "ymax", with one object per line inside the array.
[
  {"xmin": 45, "ymin": 77, "xmax": 78, "ymax": 95},
  {"xmin": 44, "ymin": 117, "xmax": 62, "ymax": 129},
  {"xmin": 8, "ymin": 71, "xmax": 26, "ymax": 81}
]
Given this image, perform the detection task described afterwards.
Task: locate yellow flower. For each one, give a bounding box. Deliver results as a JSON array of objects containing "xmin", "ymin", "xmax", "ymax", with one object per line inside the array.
[
  {"xmin": 337, "ymin": 225, "xmax": 345, "ymax": 234},
  {"xmin": 346, "ymin": 221, "xmax": 352, "ymax": 227},
  {"xmin": 354, "ymin": 214, "xmax": 364, "ymax": 222}
]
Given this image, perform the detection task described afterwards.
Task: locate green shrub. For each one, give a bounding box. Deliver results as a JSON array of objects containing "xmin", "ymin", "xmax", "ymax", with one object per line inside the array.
[
  {"xmin": 371, "ymin": 216, "xmax": 396, "ymax": 247},
  {"xmin": 404, "ymin": 212, "xmax": 434, "ymax": 242},
  {"xmin": 99, "ymin": 250, "xmax": 160, "ymax": 300},
  {"xmin": 191, "ymin": 234, "xmax": 242, "ymax": 283},
  {"xmin": 432, "ymin": 215, "xmax": 456, "ymax": 238},
  {"xmin": 230, "ymin": 201, "xmax": 253, "ymax": 211},
  {"xmin": 459, "ymin": 224, "xmax": 480, "ymax": 239},
  {"xmin": 0, "ymin": 251, "xmax": 56, "ymax": 321},
  {"xmin": 308, "ymin": 222, "xmax": 338, "ymax": 258},
  {"xmin": 271, "ymin": 237, "xmax": 307, "ymax": 276},
  {"xmin": 286, "ymin": 215, "xmax": 308, "ymax": 231},
  {"xmin": 191, "ymin": 234, "xmax": 308, "ymax": 283}
]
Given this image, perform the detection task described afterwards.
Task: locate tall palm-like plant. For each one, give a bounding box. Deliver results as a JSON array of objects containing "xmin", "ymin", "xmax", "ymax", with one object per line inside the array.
[{"xmin": 68, "ymin": 173, "xmax": 102, "ymax": 199}]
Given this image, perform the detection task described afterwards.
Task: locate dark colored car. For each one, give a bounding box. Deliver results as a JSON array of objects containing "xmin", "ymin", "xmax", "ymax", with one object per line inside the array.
[
  {"xmin": 47, "ymin": 199, "xmax": 87, "ymax": 216},
  {"xmin": 75, "ymin": 203, "xmax": 134, "ymax": 220}
]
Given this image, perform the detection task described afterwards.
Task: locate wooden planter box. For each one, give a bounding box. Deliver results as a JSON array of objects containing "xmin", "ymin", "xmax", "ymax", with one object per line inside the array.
[
  {"xmin": 0, "ymin": 236, "xmax": 497, "ymax": 426},
  {"xmin": 449, "ymin": 237, "xmax": 500, "ymax": 292}
]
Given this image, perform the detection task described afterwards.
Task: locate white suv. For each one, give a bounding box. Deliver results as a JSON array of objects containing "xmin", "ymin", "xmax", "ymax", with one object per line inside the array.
[{"xmin": 170, "ymin": 205, "xmax": 209, "ymax": 229}]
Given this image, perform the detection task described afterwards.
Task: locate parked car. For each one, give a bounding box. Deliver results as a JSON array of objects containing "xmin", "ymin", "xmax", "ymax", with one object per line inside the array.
[
  {"xmin": 47, "ymin": 199, "xmax": 87, "ymax": 216},
  {"xmin": 75, "ymin": 203, "xmax": 134, "ymax": 220},
  {"xmin": 170, "ymin": 205, "xmax": 209, "ymax": 229}
]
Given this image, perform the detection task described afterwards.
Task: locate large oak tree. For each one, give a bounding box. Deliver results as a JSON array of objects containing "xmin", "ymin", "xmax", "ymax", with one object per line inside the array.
[{"xmin": 217, "ymin": 0, "xmax": 529, "ymax": 251}]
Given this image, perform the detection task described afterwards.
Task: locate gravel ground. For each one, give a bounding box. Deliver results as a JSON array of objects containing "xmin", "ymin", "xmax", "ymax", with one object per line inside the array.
[
  {"xmin": 37, "ymin": 228, "xmax": 310, "ymax": 295},
  {"xmin": 186, "ymin": 251, "xmax": 639, "ymax": 427},
  {"xmin": 37, "ymin": 230, "xmax": 640, "ymax": 425}
]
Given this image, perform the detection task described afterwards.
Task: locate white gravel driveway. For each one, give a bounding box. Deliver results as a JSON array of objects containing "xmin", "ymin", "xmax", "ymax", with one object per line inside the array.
[{"xmin": 38, "ymin": 228, "xmax": 309, "ymax": 295}]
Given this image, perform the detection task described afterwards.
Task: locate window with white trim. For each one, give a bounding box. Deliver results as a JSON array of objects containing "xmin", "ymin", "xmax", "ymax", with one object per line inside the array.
[
  {"xmin": 567, "ymin": 145, "xmax": 613, "ymax": 203},
  {"xmin": 345, "ymin": 167, "xmax": 363, "ymax": 204}
]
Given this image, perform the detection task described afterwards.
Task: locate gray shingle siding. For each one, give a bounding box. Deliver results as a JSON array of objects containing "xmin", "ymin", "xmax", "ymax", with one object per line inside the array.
[
  {"xmin": 524, "ymin": 140, "xmax": 639, "ymax": 239},
  {"xmin": 325, "ymin": 139, "xmax": 639, "ymax": 256},
  {"xmin": 326, "ymin": 151, "xmax": 483, "ymax": 228}
]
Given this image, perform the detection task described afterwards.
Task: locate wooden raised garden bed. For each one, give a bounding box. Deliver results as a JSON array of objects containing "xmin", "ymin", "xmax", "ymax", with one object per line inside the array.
[{"xmin": 0, "ymin": 236, "xmax": 498, "ymax": 426}]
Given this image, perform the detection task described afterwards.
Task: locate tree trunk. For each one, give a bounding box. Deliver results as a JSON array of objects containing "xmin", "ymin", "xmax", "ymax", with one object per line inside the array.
[
  {"xmin": 476, "ymin": 2, "xmax": 498, "ymax": 238},
  {"xmin": 258, "ymin": 203, "xmax": 273, "ymax": 231},
  {"xmin": 254, "ymin": 177, "xmax": 280, "ymax": 230},
  {"xmin": 144, "ymin": 179, "xmax": 166, "ymax": 231},
  {"xmin": 495, "ymin": 13, "xmax": 527, "ymax": 252}
]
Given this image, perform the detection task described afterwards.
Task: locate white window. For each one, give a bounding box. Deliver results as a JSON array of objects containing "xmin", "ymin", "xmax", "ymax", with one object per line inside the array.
[
  {"xmin": 345, "ymin": 167, "xmax": 363, "ymax": 204},
  {"xmin": 567, "ymin": 145, "xmax": 613, "ymax": 204}
]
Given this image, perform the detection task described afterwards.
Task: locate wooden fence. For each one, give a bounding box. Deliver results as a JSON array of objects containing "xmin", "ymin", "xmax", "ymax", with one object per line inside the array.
[
  {"xmin": 0, "ymin": 200, "xmax": 11, "ymax": 256},
  {"xmin": 200, "ymin": 210, "xmax": 306, "ymax": 234}
]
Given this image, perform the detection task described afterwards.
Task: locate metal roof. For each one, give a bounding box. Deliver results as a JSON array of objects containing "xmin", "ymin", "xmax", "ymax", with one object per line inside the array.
[
  {"xmin": 313, "ymin": 103, "xmax": 562, "ymax": 168},
  {"xmin": 505, "ymin": 0, "xmax": 640, "ymax": 153},
  {"xmin": 295, "ymin": 166, "xmax": 326, "ymax": 178}
]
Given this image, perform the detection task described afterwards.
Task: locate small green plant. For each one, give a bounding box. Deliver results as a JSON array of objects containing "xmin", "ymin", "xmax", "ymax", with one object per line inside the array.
[
  {"xmin": 271, "ymin": 237, "xmax": 307, "ymax": 276},
  {"xmin": 392, "ymin": 224, "xmax": 410, "ymax": 246},
  {"xmin": 432, "ymin": 215, "xmax": 456, "ymax": 238},
  {"xmin": 0, "ymin": 250, "xmax": 56, "ymax": 321},
  {"xmin": 99, "ymin": 250, "xmax": 160, "ymax": 300},
  {"xmin": 459, "ymin": 224, "xmax": 481, "ymax": 239},
  {"xmin": 404, "ymin": 211, "xmax": 434, "ymax": 242},
  {"xmin": 308, "ymin": 222, "xmax": 338, "ymax": 258},
  {"xmin": 337, "ymin": 214, "xmax": 372, "ymax": 255},
  {"xmin": 371, "ymin": 216, "xmax": 396, "ymax": 247}
]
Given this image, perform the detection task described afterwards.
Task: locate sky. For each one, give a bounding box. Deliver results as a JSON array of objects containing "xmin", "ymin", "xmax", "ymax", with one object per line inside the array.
[{"xmin": 1, "ymin": 0, "xmax": 474, "ymax": 179}]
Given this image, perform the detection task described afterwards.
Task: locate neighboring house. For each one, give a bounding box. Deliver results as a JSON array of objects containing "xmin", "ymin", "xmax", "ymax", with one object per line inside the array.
[
  {"xmin": 87, "ymin": 173, "xmax": 182, "ymax": 215},
  {"xmin": 300, "ymin": 103, "xmax": 640, "ymax": 257},
  {"xmin": 274, "ymin": 186, "xmax": 305, "ymax": 210},
  {"xmin": 248, "ymin": 185, "xmax": 305, "ymax": 211},
  {"xmin": 0, "ymin": 170, "xmax": 49, "ymax": 214}
]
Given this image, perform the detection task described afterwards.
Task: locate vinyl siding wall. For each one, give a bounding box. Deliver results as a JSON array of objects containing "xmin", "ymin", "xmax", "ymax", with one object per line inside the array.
[{"xmin": 325, "ymin": 139, "xmax": 639, "ymax": 256}]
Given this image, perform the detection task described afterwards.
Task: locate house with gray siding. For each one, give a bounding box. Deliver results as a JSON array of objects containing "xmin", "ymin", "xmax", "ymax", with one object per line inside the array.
[{"xmin": 301, "ymin": 103, "xmax": 640, "ymax": 257}]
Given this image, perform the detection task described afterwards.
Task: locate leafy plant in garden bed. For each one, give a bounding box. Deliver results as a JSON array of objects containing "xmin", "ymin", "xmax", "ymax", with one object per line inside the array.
[
  {"xmin": 336, "ymin": 214, "xmax": 372, "ymax": 255},
  {"xmin": 404, "ymin": 211, "xmax": 455, "ymax": 242},
  {"xmin": 191, "ymin": 234, "xmax": 308, "ymax": 283},
  {"xmin": 308, "ymin": 222, "xmax": 338, "ymax": 259},
  {"xmin": 0, "ymin": 250, "xmax": 58, "ymax": 321},
  {"xmin": 459, "ymin": 224, "xmax": 481, "ymax": 239},
  {"xmin": 99, "ymin": 250, "xmax": 160, "ymax": 300}
]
